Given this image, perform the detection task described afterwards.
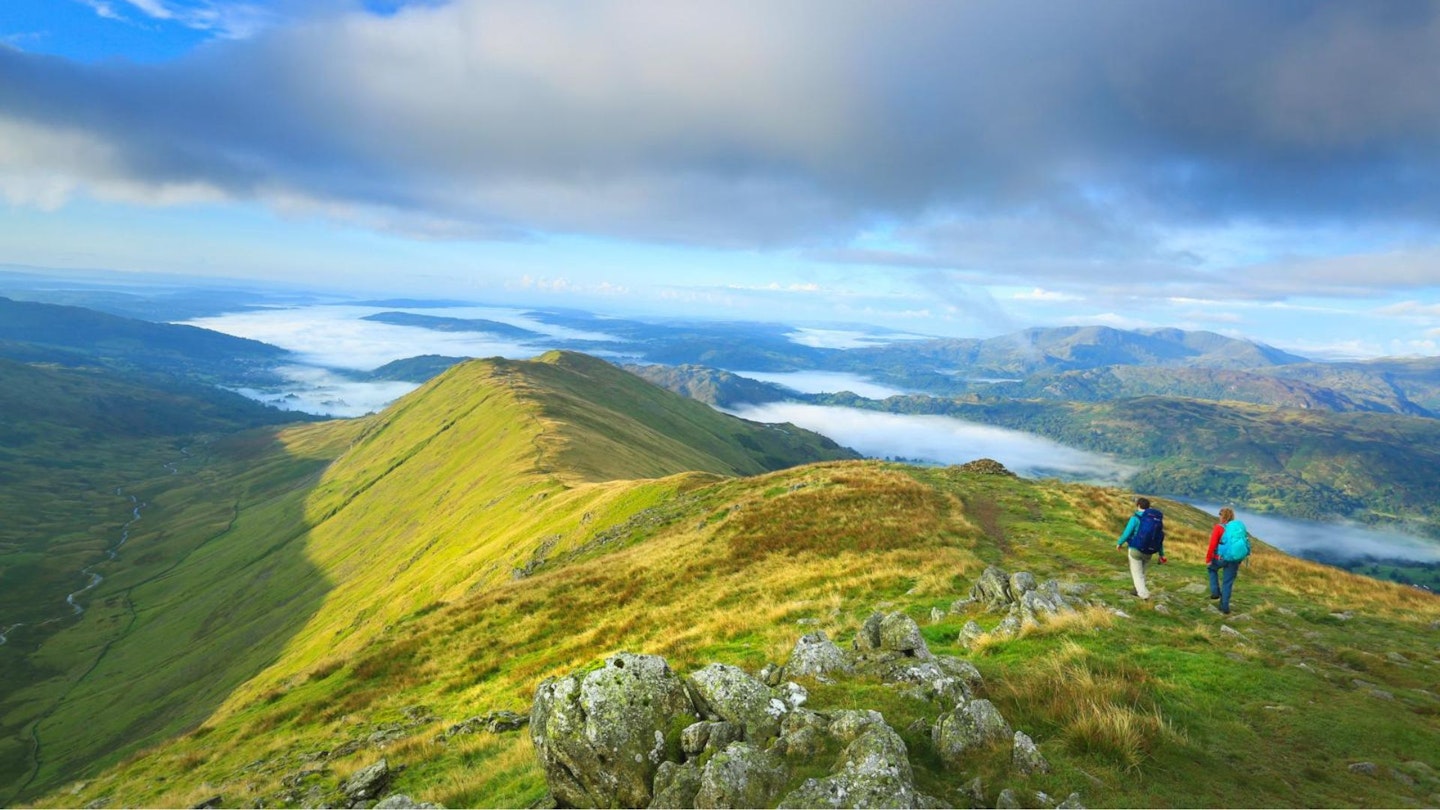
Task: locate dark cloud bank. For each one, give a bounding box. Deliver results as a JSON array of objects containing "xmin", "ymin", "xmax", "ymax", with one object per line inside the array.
[{"xmin": 6, "ymin": 0, "xmax": 1440, "ymax": 285}]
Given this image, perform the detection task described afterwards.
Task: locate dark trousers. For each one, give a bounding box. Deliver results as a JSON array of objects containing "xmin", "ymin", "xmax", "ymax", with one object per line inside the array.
[{"xmin": 1208, "ymin": 559, "xmax": 1240, "ymax": 613}]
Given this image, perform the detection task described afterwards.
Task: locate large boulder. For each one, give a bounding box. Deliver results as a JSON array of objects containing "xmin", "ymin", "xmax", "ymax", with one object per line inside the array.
[
  {"xmin": 531, "ymin": 653, "xmax": 697, "ymax": 808},
  {"xmin": 694, "ymin": 742, "xmax": 788, "ymax": 809},
  {"xmin": 786, "ymin": 631, "xmax": 852, "ymax": 682},
  {"xmin": 881, "ymin": 656, "xmax": 982, "ymax": 706},
  {"xmin": 687, "ymin": 664, "xmax": 789, "ymax": 742},
  {"xmin": 932, "ymin": 699, "xmax": 1013, "ymax": 768},
  {"xmin": 1012, "ymin": 730, "xmax": 1051, "ymax": 775}
]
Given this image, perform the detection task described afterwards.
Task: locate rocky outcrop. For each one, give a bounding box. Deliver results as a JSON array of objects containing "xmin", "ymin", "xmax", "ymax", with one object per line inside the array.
[
  {"xmin": 958, "ymin": 566, "xmax": 1092, "ymax": 644},
  {"xmin": 342, "ymin": 759, "xmax": 391, "ymax": 804},
  {"xmin": 531, "ymin": 608, "xmax": 1073, "ymax": 808}
]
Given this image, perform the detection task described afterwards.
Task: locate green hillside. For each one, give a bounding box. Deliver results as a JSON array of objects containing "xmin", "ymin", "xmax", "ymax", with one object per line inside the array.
[
  {"xmin": 0, "ymin": 297, "xmax": 286, "ymax": 385},
  {"xmin": 0, "ymin": 352, "xmax": 852, "ymax": 804},
  {"xmin": 6, "ymin": 352, "xmax": 1439, "ymax": 809}
]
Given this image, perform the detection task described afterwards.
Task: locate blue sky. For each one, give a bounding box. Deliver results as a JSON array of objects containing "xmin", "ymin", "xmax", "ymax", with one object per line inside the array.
[{"xmin": 4, "ymin": 1, "xmax": 1440, "ymax": 358}]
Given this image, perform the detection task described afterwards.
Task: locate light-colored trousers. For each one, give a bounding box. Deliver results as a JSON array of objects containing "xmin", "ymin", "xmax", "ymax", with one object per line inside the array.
[{"xmin": 1128, "ymin": 548, "xmax": 1152, "ymax": 598}]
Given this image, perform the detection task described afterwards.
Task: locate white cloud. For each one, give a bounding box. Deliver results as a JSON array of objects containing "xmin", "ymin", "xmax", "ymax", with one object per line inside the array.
[
  {"xmin": 1012, "ymin": 287, "xmax": 1080, "ymax": 302},
  {"xmin": 728, "ymin": 371, "xmax": 906, "ymax": 400}
]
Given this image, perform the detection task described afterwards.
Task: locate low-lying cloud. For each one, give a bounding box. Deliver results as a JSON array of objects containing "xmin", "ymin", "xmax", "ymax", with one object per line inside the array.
[
  {"xmin": 1191, "ymin": 503, "xmax": 1440, "ymax": 564},
  {"xmin": 233, "ymin": 365, "xmax": 420, "ymax": 418},
  {"xmin": 727, "ymin": 402, "xmax": 1136, "ymax": 484},
  {"xmin": 183, "ymin": 303, "xmax": 607, "ymax": 370},
  {"xmin": 730, "ymin": 371, "xmax": 908, "ymax": 401}
]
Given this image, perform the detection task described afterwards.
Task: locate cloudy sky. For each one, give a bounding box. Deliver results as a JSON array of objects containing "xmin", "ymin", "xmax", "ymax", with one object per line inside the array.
[{"xmin": 4, "ymin": 1, "xmax": 1440, "ymax": 357}]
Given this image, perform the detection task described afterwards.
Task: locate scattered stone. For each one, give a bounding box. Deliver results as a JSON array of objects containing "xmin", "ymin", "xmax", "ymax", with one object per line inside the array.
[
  {"xmin": 1012, "ymin": 730, "xmax": 1051, "ymax": 775},
  {"xmin": 1330, "ymin": 611, "xmax": 1354, "ymax": 621},
  {"xmin": 963, "ymin": 776, "xmax": 986, "ymax": 807},
  {"xmin": 933, "ymin": 699, "xmax": 1013, "ymax": 767},
  {"xmin": 930, "ymin": 607, "xmax": 946, "ymax": 623},
  {"xmin": 1220, "ymin": 625, "xmax": 1242, "ymax": 638},
  {"xmin": 758, "ymin": 662, "xmax": 784, "ymax": 687},
  {"xmin": 853, "ymin": 613, "xmax": 885, "ymax": 652},
  {"xmin": 442, "ymin": 710, "xmax": 529, "ymax": 739},
  {"xmin": 1179, "ymin": 583, "xmax": 1208, "ymax": 595},
  {"xmin": 1368, "ymin": 689, "xmax": 1396, "ymax": 701},
  {"xmin": 796, "ymin": 618, "xmax": 821, "ymax": 626},
  {"xmin": 368, "ymin": 724, "xmax": 407, "ymax": 747},
  {"xmin": 191, "ymin": 796, "xmax": 223, "ymax": 809},
  {"xmin": 1387, "ymin": 651, "xmax": 1411, "ymax": 665},
  {"xmin": 1057, "ymin": 791, "xmax": 1086, "ymax": 809},
  {"xmin": 1153, "ymin": 603, "xmax": 1171, "ymax": 615},
  {"xmin": 84, "ymin": 797, "xmax": 113, "ymax": 809},
  {"xmin": 402, "ymin": 705, "xmax": 436, "ymax": 724},
  {"xmin": 1034, "ymin": 791, "xmax": 1055, "ymax": 806},
  {"xmin": 374, "ymin": 794, "xmax": 444, "ymax": 809},
  {"xmin": 959, "ymin": 620, "xmax": 986, "ymax": 648},
  {"xmin": 1349, "ymin": 762, "xmax": 1379, "ymax": 776},
  {"xmin": 971, "ymin": 567, "xmax": 1014, "ymax": 609},
  {"xmin": 343, "ymin": 759, "xmax": 391, "ymax": 803},
  {"xmin": 1295, "ymin": 662, "xmax": 1316, "ymax": 674},
  {"xmin": 996, "ymin": 787, "xmax": 1021, "ymax": 808},
  {"xmin": 950, "ymin": 596, "xmax": 977, "ymax": 613},
  {"xmin": 879, "ymin": 612, "xmax": 933, "ymax": 659},
  {"xmin": 786, "ymin": 632, "xmax": 852, "ymax": 683},
  {"xmin": 1228, "ymin": 613, "xmax": 1252, "ymax": 622},
  {"xmin": 780, "ymin": 720, "xmax": 923, "ymax": 809}
]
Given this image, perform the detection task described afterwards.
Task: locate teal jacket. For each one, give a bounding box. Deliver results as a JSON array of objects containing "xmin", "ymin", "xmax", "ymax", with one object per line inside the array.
[{"xmin": 1116, "ymin": 511, "xmax": 1141, "ymax": 547}]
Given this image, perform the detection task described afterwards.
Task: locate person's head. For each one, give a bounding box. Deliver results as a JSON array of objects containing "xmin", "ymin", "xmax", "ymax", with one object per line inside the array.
[
  {"xmin": 1136, "ymin": 497, "xmax": 1150, "ymax": 510},
  {"xmin": 1219, "ymin": 506, "xmax": 1235, "ymax": 523}
]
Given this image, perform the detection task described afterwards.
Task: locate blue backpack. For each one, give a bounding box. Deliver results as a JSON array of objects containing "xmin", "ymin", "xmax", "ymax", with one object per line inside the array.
[
  {"xmin": 1220, "ymin": 520, "xmax": 1250, "ymax": 563},
  {"xmin": 1133, "ymin": 508, "xmax": 1165, "ymax": 554}
]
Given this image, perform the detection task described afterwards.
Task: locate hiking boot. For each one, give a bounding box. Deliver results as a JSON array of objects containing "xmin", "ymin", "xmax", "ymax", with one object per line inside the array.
[{"xmin": 1209, "ymin": 593, "xmax": 1221, "ymax": 600}]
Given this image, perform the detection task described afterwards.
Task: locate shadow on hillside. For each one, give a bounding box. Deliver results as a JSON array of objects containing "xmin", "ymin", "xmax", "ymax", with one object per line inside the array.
[{"xmin": 2, "ymin": 427, "xmax": 338, "ymax": 804}]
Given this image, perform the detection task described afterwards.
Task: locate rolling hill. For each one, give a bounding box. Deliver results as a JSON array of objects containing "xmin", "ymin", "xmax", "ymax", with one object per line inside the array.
[
  {"xmin": 3, "ymin": 352, "xmax": 1437, "ymax": 809},
  {"xmin": 0, "ymin": 297, "xmax": 287, "ymax": 385}
]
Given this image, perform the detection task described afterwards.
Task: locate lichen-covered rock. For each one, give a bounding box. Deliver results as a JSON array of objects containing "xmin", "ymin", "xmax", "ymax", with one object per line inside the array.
[
  {"xmin": 776, "ymin": 681, "xmax": 809, "ymax": 712},
  {"xmin": 1012, "ymin": 730, "xmax": 1051, "ymax": 775},
  {"xmin": 343, "ymin": 759, "xmax": 391, "ymax": 803},
  {"xmin": 779, "ymin": 721, "xmax": 920, "ymax": 809},
  {"xmin": 827, "ymin": 709, "xmax": 888, "ymax": 744},
  {"xmin": 650, "ymin": 761, "xmax": 703, "ymax": 809},
  {"xmin": 775, "ymin": 708, "xmax": 831, "ymax": 758},
  {"xmin": 879, "ymin": 613, "xmax": 933, "ymax": 659},
  {"xmin": 680, "ymin": 721, "xmax": 744, "ymax": 758},
  {"xmin": 959, "ymin": 620, "xmax": 986, "ymax": 648},
  {"xmin": 694, "ymin": 742, "xmax": 788, "ymax": 809},
  {"xmin": 1057, "ymin": 792, "xmax": 1086, "ymax": 809},
  {"xmin": 970, "ymin": 567, "xmax": 1014, "ymax": 608},
  {"xmin": 787, "ymin": 632, "xmax": 852, "ymax": 683},
  {"xmin": 933, "ymin": 699, "xmax": 1013, "ymax": 767},
  {"xmin": 881, "ymin": 659, "xmax": 972, "ymax": 706},
  {"xmin": 688, "ymin": 663, "xmax": 788, "ymax": 742},
  {"xmin": 854, "ymin": 613, "xmax": 886, "ymax": 652},
  {"xmin": 995, "ymin": 788, "xmax": 1021, "ymax": 809},
  {"xmin": 1009, "ymin": 572, "xmax": 1037, "ymax": 597},
  {"xmin": 374, "ymin": 795, "xmax": 445, "ymax": 809},
  {"xmin": 531, "ymin": 653, "xmax": 697, "ymax": 808},
  {"xmin": 994, "ymin": 607, "xmax": 1024, "ymax": 637}
]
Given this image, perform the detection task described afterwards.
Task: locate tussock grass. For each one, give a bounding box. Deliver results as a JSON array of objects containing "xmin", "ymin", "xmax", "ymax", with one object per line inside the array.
[{"xmin": 993, "ymin": 642, "xmax": 1183, "ymax": 772}]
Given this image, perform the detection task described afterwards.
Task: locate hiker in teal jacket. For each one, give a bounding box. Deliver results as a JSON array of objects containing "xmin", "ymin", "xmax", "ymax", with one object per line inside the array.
[{"xmin": 1116, "ymin": 497, "xmax": 1167, "ymax": 599}]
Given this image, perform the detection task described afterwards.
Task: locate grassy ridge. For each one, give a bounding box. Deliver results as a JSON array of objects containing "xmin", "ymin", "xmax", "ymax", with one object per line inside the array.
[{"xmin": 3, "ymin": 353, "xmax": 853, "ymax": 802}]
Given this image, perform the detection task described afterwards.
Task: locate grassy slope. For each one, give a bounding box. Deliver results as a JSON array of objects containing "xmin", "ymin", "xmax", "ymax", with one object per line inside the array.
[
  {"xmin": 5, "ymin": 352, "xmax": 852, "ymax": 803},
  {"xmin": 33, "ymin": 463, "xmax": 1440, "ymax": 809}
]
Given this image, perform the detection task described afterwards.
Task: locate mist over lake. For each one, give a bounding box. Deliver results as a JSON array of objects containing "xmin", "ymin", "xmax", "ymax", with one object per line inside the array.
[
  {"xmin": 726, "ymin": 401, "xmax": 1136, "ymax": 484},
  {"xmin": 1190, "ymin": 502, "xmax": 1440, "ymax": 565}
]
